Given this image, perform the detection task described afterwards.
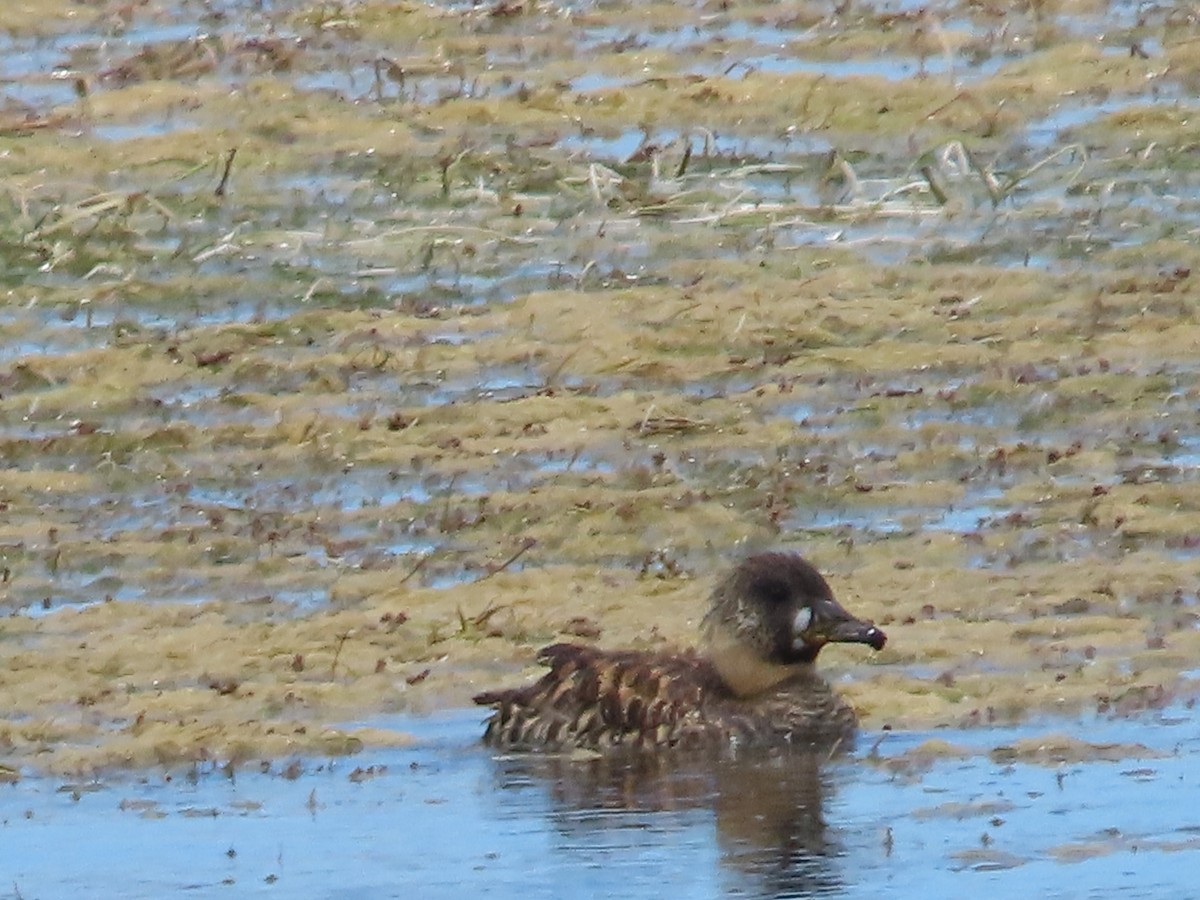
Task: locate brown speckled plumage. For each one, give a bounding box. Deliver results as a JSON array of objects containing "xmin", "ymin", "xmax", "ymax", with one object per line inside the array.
[{"xmin": 474, "ymin": 552, "xmax": 885, "ymax": 753}]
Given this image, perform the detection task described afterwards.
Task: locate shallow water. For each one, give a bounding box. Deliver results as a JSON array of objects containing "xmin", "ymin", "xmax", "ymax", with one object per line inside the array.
[
  {"xmin": 4, "ymin": 0, "xmax": 1200, "ymax": 890},
  {"xmin": 6, "ymin": 708, "xmax": 1200, "ymax": 899}
]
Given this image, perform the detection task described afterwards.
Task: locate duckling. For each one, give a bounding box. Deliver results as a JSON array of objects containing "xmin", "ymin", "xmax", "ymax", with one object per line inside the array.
[{"xmin": 473, "ymin": 552, "xmax": 886, "ymax": 753}]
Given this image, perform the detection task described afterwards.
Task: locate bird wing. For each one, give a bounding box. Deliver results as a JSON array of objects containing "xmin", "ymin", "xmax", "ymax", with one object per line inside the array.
[{"xmin": 474, "ymin": 643, "xmax": 720, "ymax": 750}]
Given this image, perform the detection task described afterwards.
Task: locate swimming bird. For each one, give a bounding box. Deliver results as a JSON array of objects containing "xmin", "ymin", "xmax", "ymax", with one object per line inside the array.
[{"xmin": 473, "ymin": 552, "xmax": 886, "ymax": 753}]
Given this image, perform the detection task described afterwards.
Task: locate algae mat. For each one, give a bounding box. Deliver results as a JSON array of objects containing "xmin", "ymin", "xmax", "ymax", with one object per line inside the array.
[{"xmin": 2, "ymin": 0, "xmax": 1200, "ymax": 773}]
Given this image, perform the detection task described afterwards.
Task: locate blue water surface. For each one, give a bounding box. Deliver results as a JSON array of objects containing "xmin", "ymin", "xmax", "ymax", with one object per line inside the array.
[{"xmin": 4, "ymin": 708, "xmax": 1200, "ymax": 899}]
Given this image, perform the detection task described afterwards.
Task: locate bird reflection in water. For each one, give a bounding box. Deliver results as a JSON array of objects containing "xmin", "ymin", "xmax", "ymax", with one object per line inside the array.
[{"xmin": 487, "ymin": 746, "xmax": 844, "ymax": 898}]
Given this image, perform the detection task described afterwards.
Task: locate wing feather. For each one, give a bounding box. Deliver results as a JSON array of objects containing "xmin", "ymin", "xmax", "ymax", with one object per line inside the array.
[{"xmin": 474, "ymin": 643, "xmax": 720, "ymax": 750}]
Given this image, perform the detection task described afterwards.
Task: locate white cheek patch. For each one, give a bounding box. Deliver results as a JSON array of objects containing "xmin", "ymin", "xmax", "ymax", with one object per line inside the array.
[{"xmin": 792, "ymin": 606, "xmax": 812, "ymax": 635}]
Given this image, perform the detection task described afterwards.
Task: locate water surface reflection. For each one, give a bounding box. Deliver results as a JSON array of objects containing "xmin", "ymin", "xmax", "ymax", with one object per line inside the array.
[
  {"xmin": 490, "ymin": 748, "xmax": 844, "ymax": 898},
  {"xmin": 6, "ymin": 709, "xmax": 1200, "ymax": 899}
]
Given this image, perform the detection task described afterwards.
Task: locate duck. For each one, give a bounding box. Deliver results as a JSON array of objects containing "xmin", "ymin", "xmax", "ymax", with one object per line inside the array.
[{"xmin": 473, "ymin": 552, "xmax": 886, "ymax": 753}]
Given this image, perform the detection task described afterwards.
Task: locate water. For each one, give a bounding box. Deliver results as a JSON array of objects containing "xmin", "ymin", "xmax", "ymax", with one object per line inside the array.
[
  {"xmin": 4, "ymin": 0, "xmax": 1200, "ymax": 891},
  {"xmin": 5, "ymin": 708, "xmax": 1200, "ymax": 898}
]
